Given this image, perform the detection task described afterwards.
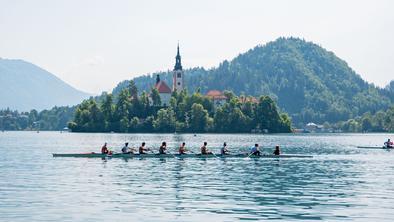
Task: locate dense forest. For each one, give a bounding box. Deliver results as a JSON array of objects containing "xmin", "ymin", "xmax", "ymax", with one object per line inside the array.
[
  {"xmin": 329, "ymin": 106, "xmax": 394, "ymax": 133},
  {"xmin": 114, "ymin": 38, "xmax": 394, "ymax": 127},
  {"xmin": 0, "ymin": 106, "xmax": 75, "ymax": 131},
  {"xmin": 68, "ymin": 81, "xmax": 292, "ymax": 133}
]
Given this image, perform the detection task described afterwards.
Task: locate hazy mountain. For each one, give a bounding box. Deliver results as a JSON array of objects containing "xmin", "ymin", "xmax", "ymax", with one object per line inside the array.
[
  {"xmin": 113, "ymin": 37, "xmax": 393, "ymax": 125},
  {"xmin": 0, "ymin": 58, "xmax": 89, "ymax": 111}
]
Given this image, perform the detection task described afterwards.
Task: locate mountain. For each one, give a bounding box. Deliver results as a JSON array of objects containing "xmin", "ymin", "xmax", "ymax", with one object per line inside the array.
[
  {"xmin": 0, "ymin": 58, "xmax": 90, "ymax": 111},
  {"xmin": 113, "ymin": 37, "xmax": 394, "ymax": 126}
]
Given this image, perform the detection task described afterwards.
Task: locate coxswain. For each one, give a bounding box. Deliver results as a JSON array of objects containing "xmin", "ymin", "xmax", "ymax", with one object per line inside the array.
[
  {"xmin": 101, "ymin": 142, "xmax": 109, "ymax": 154},
  {"xmin": 139, "ymin": 142, "xmax": 149, "ymax": 154},
  {"xmin": 273, "ymin": 145, "xmax": 281, "ymax": 155},
  {"xmin": 384, "ymin": 139, "xmax": 393, "ymax": 148},
  {"xmin": 121, "ymin": 142, "xmax": 133, "ymax": 154},
  {"xmin": 221, "ymin": 142, "xmax": 229, "ymax": 155},
  {"xmin": 250, "ymin": 144, "xmax": 261, "ymax": 156},
  {"xmin": 159, "ymin": 142, "xmax": 167, "ymax": 154},
  {"xmin": 179, "ymin": 142, "xmax": 187, "ymax": 155},
  {"xmin": 201, "ymin": 142, "xmax": 212, "ymax": 155}
]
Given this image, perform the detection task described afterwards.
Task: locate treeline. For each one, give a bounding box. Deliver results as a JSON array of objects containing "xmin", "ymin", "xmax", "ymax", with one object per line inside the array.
[
  {"xmin": 114, "ymin": 38, "xmax": 394, "ymax": 126},
  {"xmin": 329, "ymin": 106, "xmax": 394, "ymax": 132},
  {"xmin": 68, "ymin": 81, "xmax": 292, "ymax": 133},
  {"xmin": 0, "ymin": 106, "xmax": 75, "ymax": 131}
]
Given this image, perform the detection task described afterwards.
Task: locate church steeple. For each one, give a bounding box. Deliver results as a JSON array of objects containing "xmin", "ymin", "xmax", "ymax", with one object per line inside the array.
[
  {"xmin": 172, "ymin": 43, "xmax": 184, "ymax": 91},
  {"xmin": 174, "ymin": 43, "xmax": 182, "ymax": 71}
]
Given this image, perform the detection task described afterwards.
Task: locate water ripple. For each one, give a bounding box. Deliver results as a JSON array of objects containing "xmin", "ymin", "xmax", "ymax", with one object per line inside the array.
[{"xmin": 1, "ymin": 132, "xmax": 394, "ymax": 221}]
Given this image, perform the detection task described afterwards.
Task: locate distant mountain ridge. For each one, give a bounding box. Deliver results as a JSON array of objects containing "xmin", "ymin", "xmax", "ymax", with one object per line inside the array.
[
  {"xmin": 0, "ymin": 58, "xmax": 89, "ymax": 111},
  {"xmin": 113, "ymin": 37, "xmax": 394, "ymax": 125}
]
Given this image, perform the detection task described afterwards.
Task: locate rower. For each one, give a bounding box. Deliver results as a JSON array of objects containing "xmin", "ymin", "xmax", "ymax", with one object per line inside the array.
[
  {"xmin": 201, "ymin": 142, "xmax": 212, "ymax": 155},
  {"xmin": 250, "ymin": 144, "xmax": 261, "ymax": 156},
  {"xmin": 179, "ymin": 142, "xmax": 187, "ymax": 155},
  {"xmin": 384, "ymin": 139, "xmax": 393, "ymax": 148},
  {"xmin": 221, "ymin": 142, "xmax": 229, "ymax": 155},
  {"xmin": 101, "ymin": 142, "xmax": 109, "ymax": 154},
  {"xmin": 121, "ymin": 142, "xmax": 133, "ymax": 154},
  {"xmin": 273, "ymin": 145, "xmax": 281, "ymax": 155},
  {"xmin": 159, "ymin": 142, "xmax": 167, "ymax": 154},
  {"xmin": 139, "ymin": 142, "xmax": 149, "ymax": 154}
]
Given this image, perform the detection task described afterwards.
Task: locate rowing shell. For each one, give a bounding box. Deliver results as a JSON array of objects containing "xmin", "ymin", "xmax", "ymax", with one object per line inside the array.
[
  {"xmin": 357, "ymin": 146, "xmax": 393, "ymax": 150},
  {"xmin": 52, "ymin": 153, "xmax": 313, "ymax": 158}
]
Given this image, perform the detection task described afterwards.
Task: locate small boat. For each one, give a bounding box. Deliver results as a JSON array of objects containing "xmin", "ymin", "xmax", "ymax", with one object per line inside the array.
[
  {"xmin": 357, "ymin": 146, "xmax": 393, "ymax": 150},
  {"xmin": 52, "ymin": 153, "xmax": 313, "ymax": 159}
]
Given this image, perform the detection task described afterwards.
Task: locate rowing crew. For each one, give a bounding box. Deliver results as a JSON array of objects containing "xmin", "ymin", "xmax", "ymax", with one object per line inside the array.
[
  {"xmin": 384, "ymin": 138, "xmax": 393, "ymax": 148},
  {"xmin": 101, "ymin": 142, "xmax": 282, "ymax": 156}
]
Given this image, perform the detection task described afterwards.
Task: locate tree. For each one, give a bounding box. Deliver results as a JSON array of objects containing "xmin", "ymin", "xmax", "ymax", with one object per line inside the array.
[
  {"xmin": 153, "ymin": 108, "xmax": 176, "ymax": 132},
  {"xmin": 188, "ymin": 103, "xmax": 210, "ymax": 132},
  {"xmin": 151, "ymin": 88, "xmax": 161, "ymax": 107},
  {"xmin": 101, "ymin": 93, "xmax": 114, "ymax": 131}
]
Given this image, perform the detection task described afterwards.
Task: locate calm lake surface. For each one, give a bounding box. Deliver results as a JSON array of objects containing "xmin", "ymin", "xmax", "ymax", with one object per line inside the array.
[{"xmin": 1, "ymin": 132, "xmax": 394, "ymax": 221}]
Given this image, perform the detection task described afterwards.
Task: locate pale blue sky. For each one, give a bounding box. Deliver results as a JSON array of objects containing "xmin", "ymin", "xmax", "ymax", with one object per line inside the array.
[{"xmin": 1, "ymin": 0, "xmax": 393, "ymax": 94}]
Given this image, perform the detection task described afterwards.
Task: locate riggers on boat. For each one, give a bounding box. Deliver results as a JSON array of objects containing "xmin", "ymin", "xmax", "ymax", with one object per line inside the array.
[{"xmin": 52, "ymin": 153, "xmax": 313, "ymax": 158}]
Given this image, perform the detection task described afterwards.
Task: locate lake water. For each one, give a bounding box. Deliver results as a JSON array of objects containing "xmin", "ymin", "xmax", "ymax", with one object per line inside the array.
[{"xmin": 1, "ymin": 132, "xmax": 394, "ymax": 221}]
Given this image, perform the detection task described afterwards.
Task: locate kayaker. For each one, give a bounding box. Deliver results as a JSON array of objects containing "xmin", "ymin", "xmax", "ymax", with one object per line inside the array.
[
  {"xmin": 121, "ymin": 142, "xmax": 133, "ymax": 154},
  {"xmin": 250, "ymin": 144, "xmax": 261, "ymax": 156},
  {"xmin": 221, "ymin": 142, "xmax": 229, "ymax": 155},
  {"xmin": 139, "ymin": 142, "xmax": 149, "ymax": 154},
  {"xmin": 101, "ymin": 142, "xmax": 109, "ymax": 154},
  {"xmin": 159, "ymin": 142, "xmax": 167, "ymax": 154},
  {"xmin": 273, "ymin": 145, "xmax": 281, "ymax": 155},
  {"xmin": 384, "ymin": 139, "xmax": 393, "ymax": 148},
  {"xmin": 201, "ymin": 142, "xmax": 213, "ymax": 155},
  {"xmin": 179, "ymin": 142, "xmax": 187, "ymax": 155}
]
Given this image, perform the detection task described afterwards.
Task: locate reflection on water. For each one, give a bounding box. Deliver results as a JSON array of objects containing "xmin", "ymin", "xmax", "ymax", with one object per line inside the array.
[{"xmin": 1, "ymin": 132, "xmax": 394, "ymax": 221}]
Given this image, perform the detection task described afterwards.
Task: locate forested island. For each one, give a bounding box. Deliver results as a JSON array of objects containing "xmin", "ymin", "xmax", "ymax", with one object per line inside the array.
[
  {"xmin": 118, "ymin": 38, "xmax": 394, "ymax": 127},
  {"xmin": 67, "ymin": 81, "xmax": 292, "ymax": 133}
]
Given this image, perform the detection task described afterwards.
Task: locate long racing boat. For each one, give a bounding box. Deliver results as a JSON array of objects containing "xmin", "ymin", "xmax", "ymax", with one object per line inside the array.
[
  {"xmin": 52, "ymin": 152, "xmax": 313, "ymax": 159},
  {"xmin": 357, "ymin": 146, "xmax": 393, "ymax": 150}
]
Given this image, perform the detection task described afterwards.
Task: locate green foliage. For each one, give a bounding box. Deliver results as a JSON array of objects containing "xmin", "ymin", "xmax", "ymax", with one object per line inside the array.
[
  {"xmin": 188, "ymin": 103, "xmax": 211, "ymax": 132},
  {"xmin": 112, "ymin": 37, "xmax": 393, "ymax": 126},
  {"xmin": 67, "ymin": 88, "xmax": 291, "ymax": 133},
  {"xmin": 153, "ymin": 108, "xmax": 176, "ymax": 132},
  {"xmin": 328, "ymin": 106, "xmax": 394, "ymax": 132},
  {"xmin": 0, "ymin": 106, "xmax": 75, "ymax": 131}
]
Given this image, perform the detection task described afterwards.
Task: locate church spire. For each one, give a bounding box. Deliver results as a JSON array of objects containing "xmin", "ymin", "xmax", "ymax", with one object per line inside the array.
[{"xmin": 174, "ymin": 43, "xmax": 182, "ymax": 71}]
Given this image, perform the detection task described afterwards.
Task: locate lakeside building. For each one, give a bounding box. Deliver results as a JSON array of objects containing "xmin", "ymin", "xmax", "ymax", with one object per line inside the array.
[
  {"xmin": 206, "ymin": 90, "xmax": 227, "ymax": 108},
  {"xmin": 154, "ymin": 75, "xmax": 172, "ymax": 106},
  {"xmin": 152, "ymin": 44, "xmax": 185, "ymax": 106},
  {"xmin": 172, "ymin": 44, "xmax": 184, "ymax": 92}
]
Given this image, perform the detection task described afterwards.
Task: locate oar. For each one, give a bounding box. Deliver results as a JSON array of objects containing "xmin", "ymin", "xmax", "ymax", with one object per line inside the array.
[
  {"xmin": 167, "ymin": 148, "xmax": 179, "ymax": 159},
  {"xmin": 244, "ymin": 149, "xmax": 256, "ymax": 159}
]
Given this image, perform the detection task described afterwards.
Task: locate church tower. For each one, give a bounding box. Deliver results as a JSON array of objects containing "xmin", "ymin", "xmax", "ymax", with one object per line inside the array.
[{"xmin": 173, "ymin": 43, "xmax": 184, "ymax": 92}]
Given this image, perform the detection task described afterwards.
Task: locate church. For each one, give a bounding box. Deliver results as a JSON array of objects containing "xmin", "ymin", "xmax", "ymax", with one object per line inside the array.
[{"xmin": 153, "ymin": 44, "xmax": 184, "ymax": 106}]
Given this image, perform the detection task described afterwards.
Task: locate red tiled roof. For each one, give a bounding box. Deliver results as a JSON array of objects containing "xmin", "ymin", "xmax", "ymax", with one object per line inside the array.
[
  {"xmin": 206, "ymin": 90, "xmax": 227, "ymax": 100},
  {"xmin": 155, "ymin": 81, "xmax": 172, "ymax": 93}
]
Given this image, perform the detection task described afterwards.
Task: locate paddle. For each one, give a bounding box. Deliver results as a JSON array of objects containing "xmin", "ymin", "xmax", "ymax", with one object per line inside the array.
[
  {"xmin": 210, "ymin": 151, "xmax": 219, "ymax": 158},
  {"xmin": 166, "ymin": 148, "xmax": 179, "ymax": 159},
  {"xmin": 246, "ymin": 152, "xmax": 254, "ymax": 159}
]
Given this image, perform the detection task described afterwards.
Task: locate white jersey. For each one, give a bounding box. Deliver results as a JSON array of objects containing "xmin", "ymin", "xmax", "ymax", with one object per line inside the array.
[{"xmin": 121, "ymin": 146, "xmax": 128, "ymax": 153}]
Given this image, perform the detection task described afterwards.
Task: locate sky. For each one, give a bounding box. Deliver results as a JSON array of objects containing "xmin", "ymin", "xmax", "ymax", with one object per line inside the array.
[{"xmin": 1, "ymin": 0, "xmax": 393, "ymax": 94}]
